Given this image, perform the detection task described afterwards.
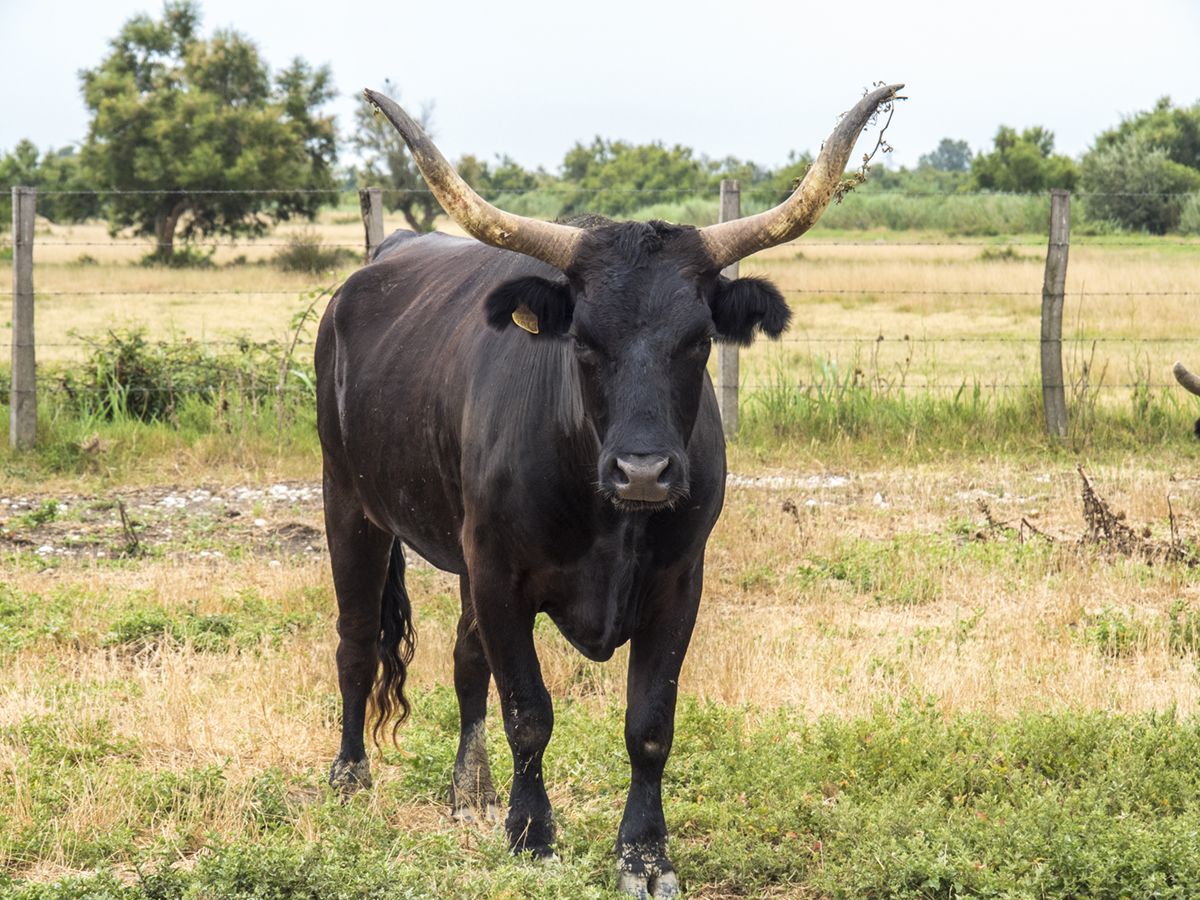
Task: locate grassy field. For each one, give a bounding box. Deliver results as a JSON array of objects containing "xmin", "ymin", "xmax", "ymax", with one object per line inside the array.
[{"xmin": 2, "ymin": 214, "xmax": 1200, "ymax": 896}]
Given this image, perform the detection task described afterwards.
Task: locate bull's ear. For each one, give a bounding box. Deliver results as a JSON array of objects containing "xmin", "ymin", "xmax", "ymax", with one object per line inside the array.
[
  {"xmin": 710, "ymin": 276, "xmax": 791, "ymax": 345},
  {"xmin": 484, "ymin": 276, "xmax": 574, "ymax": 335}
]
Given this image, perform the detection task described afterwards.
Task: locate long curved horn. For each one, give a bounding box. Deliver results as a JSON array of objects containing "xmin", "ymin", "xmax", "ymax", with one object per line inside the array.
[
  {"xmin": 1175, "ymin": 362, "xmax": 1200, "ymax": 396},
  {"xmin": 363, "ymin": 89, "xmax": 582, "ymax": 271},
  {"xmin": 699, "ymin": 83, "xmax": 904, "ymax": 270}
]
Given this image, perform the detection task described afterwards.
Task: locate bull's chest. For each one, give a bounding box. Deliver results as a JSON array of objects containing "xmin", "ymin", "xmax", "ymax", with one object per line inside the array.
[{"xmin": 532, "ymin": 530, "xmax": 654, "ymax": 663}]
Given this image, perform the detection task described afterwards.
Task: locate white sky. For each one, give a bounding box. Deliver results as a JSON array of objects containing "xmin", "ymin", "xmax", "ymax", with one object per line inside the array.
[{"xmin": 2, "ymin": 0, "xmax": 1198, "ymax": 172}]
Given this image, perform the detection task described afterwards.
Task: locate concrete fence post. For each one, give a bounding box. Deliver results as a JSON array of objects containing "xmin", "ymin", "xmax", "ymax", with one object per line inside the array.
[
  {"xmin": 359, "ymin": 187, "xmax": 384, "ymax": 261},
  {"xmin": 1041, "ymin": 189, "xmax": 1070, "ymax": 438},
  {"xmin": 716, "ymin": 179, "xmax": 741, "ymax": 439},
  {"xmin": 10, "ymin": 186, "xmax": 36, "ymax": 449}
]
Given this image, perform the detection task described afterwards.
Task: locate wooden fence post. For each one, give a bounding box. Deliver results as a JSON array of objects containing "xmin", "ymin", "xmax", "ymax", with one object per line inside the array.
[
  {"xmin": 716, "ymin": 179, "xmax": 740, "ymax": 438},
  {"xmin": 10, "ymin": 186, "xmax": 36, "ymax": 450},
  {"xmin": 1040, "ymin": 189, "xmax": 1070, "ymax": 438},
  {"xmin": 358, "ymin": 187, "xmax": 384, "ymax": 261}
]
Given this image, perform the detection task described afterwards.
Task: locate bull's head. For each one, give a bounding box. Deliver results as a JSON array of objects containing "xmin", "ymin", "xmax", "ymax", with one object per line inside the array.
[
  {"xmin": 365, "ymin": 84, "xmax": 903, "ymax": 507},
  {"xmin": 1175, "ymin": 362, "xmax": 1200, "ymax": 439}
]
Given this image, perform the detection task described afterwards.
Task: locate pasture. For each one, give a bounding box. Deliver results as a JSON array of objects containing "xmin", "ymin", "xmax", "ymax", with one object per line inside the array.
[{"xmin": 2, "ymin": 213, "xmax": 1200, "ymax": 897}]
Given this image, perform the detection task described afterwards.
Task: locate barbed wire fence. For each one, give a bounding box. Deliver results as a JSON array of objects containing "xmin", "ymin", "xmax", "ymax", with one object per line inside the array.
[{"xmin": 6, "ymin": 184, "xmax": 1200, "ymax": 448}]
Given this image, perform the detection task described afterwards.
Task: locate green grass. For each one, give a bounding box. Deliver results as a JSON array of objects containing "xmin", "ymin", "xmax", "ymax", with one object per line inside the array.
[
  {"xmin": 0, "ymin": 581, "xmax": 325, "ymax": 656},
  {"xmin": 736, "ymin": 361, "xmax": 1200, "ymax": 463},
  {"xmin": 11, "ymin": 693, "xmax": 1200, "ymax": 897}
]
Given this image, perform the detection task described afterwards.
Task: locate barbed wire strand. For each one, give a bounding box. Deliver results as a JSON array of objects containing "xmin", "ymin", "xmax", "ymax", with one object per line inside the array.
[
  {"xmin": 26, "ymin": 336, "xmax": 1200, "ymax": 348},
  {"xmin": 20, "ymin": 186, "xmax": 1200, "ymax": 198},
  {"xmin": 23, "ymin": 288, "xmax": 1200, "ymax": 298},
  {"xmin": 10, "ymin": 381, "xmax": 1190, "ymax": 396},
  {"xmin": 30, "ymin": 238, "xmax": 1200, "ymax": 249}
]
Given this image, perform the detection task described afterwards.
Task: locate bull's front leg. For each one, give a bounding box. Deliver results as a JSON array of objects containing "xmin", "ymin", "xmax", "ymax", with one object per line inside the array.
[
  {"xmin": 468, "ymin": 568, "xmax": 556, "ymax": 858},
  {"xmin": 616, "ymin": 563, "xmax": 702, "ymax": 899}
]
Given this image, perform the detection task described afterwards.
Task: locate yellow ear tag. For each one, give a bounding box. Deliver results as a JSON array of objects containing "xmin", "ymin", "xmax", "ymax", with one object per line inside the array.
[{"xmin": 512, "ymin": 304, "xmax": 540, "ymax": 334}]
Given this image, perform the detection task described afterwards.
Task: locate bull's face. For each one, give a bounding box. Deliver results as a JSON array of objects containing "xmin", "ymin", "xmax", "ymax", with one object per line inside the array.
[{"xmin": 485, "ymin": 222, "xmax": 789, "ymax": 509}]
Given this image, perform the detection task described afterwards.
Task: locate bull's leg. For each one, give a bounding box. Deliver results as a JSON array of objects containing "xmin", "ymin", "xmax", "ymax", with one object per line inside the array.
[
  {"xmin": 450, "ymin": 574, "xmax": 498, "ymax": 822},
  {"xmin": 468, "ymin": 570, "xmax": 556, "ymax": 858},
  {"xmin": 323, "ymin": 470, "xmax": 393, "ymax": 795},
  {"xmin": 615, "ymin": 564, "xmax": 702, "ymax": 899}
]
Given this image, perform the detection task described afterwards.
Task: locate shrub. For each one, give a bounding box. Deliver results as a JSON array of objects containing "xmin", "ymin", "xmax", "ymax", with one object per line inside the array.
[
  {"xmin": 273, "ymin": 229, "xmax": 357, "ymax": 273},
  {"xmin": 1081, "ymin": 134, "xmax": 1200, "ymax": 233},
  {"xmin": 58, "ymin": 329, "xmax": 285, "ymax": 422},
  {"xmin": 1179, "ymin": 193, "xmax": 1200, "ymax": 235},
  {"xmin": 139, "ymin": 244, "xmax": 215, "ymax": 268}
]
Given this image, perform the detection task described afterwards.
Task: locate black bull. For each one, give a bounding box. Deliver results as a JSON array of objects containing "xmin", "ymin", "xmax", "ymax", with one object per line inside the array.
[{"xmin": 316, "ymin": 84, "xmax": 902, "ymax": 897}]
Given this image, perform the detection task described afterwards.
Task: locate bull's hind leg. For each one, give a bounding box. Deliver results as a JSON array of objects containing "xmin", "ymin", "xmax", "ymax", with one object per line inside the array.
[
  {"xmin": 449, "ymin": 574, "xmax": 499, "ymax": 822},
  {"xmin": 323, "ymin": 470, "xmax": 393, "ymax": 795}
]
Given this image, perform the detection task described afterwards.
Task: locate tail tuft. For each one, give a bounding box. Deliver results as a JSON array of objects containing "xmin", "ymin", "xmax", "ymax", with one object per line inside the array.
[{"xmin": 370, "ymin": 540, "xmax": 416, "ymax": 746}]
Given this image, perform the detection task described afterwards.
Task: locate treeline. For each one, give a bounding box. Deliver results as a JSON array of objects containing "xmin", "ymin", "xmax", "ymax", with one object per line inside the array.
[{"xmin": 3, "ymin": 0, "xmax": 1200, "ymax": 265}]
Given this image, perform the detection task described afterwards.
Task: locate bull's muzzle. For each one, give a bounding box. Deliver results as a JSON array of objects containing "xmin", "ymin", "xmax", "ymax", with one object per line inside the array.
[{"xmin": 603, "ymin": 453, "xmax": 673, "ymax": 504}]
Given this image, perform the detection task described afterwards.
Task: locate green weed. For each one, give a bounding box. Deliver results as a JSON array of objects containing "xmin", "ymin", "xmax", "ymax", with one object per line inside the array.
[{"xmin": 12, "ymin": 697, "xmax": 1200, "ymax": 896}]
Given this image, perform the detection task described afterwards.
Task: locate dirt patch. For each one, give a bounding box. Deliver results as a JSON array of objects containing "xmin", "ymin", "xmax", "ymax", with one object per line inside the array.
[{"xmin": 0, "ymin": 481, "xmax": 324, "ymax": 563}]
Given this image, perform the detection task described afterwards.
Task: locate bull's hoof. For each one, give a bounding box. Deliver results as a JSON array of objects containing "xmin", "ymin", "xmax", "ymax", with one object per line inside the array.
[
  {"xmin": 451, "ymin": 795, "xmax": 500, "ymax": 825},
  {"xmin": 507, "ymin": 811, "xmax": 555, "ymax": 860},
  {"xmin": 328, "ymin": 756, "xmax": 372, "ymax": 796},
  {"xmin": 617, "ymin": 869, "xmax": 679, "ymax": 898},
  {"xmin": 617, "ymin": 847, "xmax": 678, "ymax": 899},
  {"xmin": 449, "ymin": 778, "xmax": 499, "ymax": 825}
]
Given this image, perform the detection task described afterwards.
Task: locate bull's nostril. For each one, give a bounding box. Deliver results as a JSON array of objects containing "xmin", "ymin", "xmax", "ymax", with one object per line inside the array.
[{"xmin": 610, "ymin": 458, "xmax": 630, "ymax": 486}]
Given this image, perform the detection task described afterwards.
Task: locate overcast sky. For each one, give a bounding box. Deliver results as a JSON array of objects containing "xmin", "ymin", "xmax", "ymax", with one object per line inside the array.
[{"xmin": 2, "ymin": 0, "xmax": 1198, "ymax": 172}]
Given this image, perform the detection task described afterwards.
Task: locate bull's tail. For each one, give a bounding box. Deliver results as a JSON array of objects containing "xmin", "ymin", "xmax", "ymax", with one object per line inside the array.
[{"xmin": 370, "ymin": 540, "xmax": 417, "ymax": 746}]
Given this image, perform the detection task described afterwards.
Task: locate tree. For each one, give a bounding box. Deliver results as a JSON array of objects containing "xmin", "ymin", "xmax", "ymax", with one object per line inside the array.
[
  {"xmin": 352, "ymin": 82, "xmax": 441, "ymax": 233},
  {"xmin": 558, "ymin": 138, "xmax": 707, "ymax": 217},
  {"xmin": 1092, "ymin": 97, "xmax": 1200, "ymax": 170},
  {"xmin": 0, "ymin": 141, "xmax": 100, "ymax": 230},
  {"xmin": 970, "ymin": 126, "xmax": 1077, "ymax": 193},
  {"xmin": 79, "ymin": 1, "xmax": 338, "ymax": 262},
  {"xmin": 758, "ymin": 150, "xmax": 815, "ymax": 205},
  {"xmin": 919, "ymin": 138, "xmax": 971, "ymax": 173},
  {"xmin": 1081, "ymin": 133, "xmax": 1200, "ymax": 233},
  {"xmin": 457, "ymin": 154, "xmax": 540, "ymax": 199}
]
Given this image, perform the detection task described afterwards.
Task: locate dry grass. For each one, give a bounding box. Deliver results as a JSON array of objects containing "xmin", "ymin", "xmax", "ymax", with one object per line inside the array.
[
  {"xmin": 735, "ymin": 239, "xmax": 1200, "ymax": 397},
  {"xmin": 4, "ymin": 459, "xmax": 1199, "ymax": 742}
]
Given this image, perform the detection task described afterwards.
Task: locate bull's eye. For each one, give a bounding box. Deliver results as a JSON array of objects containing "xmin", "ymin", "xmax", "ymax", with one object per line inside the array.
[
  {"xmin": 572, "ymin": 335, "xmax": 604, "ymax": 366},
  {"xmin": 680, "ymin": 336, "xmax": 712, "ymax": 360}
]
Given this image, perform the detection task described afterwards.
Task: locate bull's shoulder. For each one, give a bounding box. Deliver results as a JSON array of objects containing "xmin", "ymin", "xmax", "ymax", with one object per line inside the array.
[{"xmin": 371, "ymin": 228, "xmax": 421, "ymax": 262}]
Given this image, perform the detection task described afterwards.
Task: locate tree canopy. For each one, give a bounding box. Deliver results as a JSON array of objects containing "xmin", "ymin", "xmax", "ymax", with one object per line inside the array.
[
  {"xmin": 557, "ymin": 138, "xmax": 709, "ymax": 217},
  {"xmin": 1092, "ymin": 97, "xmax": 1200, "ymax": 171},
  {"xmin": 1079, "ymin": 98, "xmax": 1200, "ymax": 233},
  {"xmin": 0, "ymin": 141, "xmax": 99, "ymax": 230},
  {"xmin": 79, "ymin": 0, "xmax": 337, "ymax": 261},
  {"xmin": 919, "ymin": 139, "xmax": 972, "ymax": 173},
  {"xmin": 970, "ymin": 126, "xmax": 1078, "ymax": 193}
]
